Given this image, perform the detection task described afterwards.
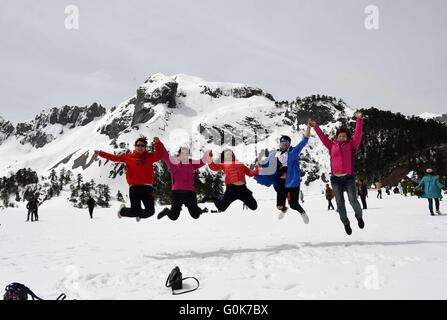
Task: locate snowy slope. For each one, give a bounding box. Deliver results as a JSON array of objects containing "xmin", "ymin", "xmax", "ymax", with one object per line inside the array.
[{"xmin": 1, "ymin": 182, "xmax": 447, "ymax": 299}]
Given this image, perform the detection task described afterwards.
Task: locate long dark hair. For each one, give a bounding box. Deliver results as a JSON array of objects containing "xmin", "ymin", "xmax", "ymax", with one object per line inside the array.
[{"xmin": 220, "ymin": 149, "xmax": 236, "ymax": 163}]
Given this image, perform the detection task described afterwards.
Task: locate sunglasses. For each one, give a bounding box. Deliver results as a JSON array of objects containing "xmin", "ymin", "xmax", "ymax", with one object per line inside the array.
[
  {"xmin": 280, "ymin": 140, "xmax": 290, "ymax": 144},
  {"xmin": 135, "ymin": 144, "xmax": 146, "ymax": 147}
]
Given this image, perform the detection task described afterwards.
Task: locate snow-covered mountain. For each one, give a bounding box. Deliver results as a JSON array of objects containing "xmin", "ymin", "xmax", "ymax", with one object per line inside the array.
[
  {"xmin": 418, "ymin": 112, "xmax": 447, "ymax": 124},
  {"xmin": 1, "ymin": 73, "xmax": 358, "ymax": 195},
  {"xmin": 418, "ymin": 112, "xmax": 441, "ymax": 120}
]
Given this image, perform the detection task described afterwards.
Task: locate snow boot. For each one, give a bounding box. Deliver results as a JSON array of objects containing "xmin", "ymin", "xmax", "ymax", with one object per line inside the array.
[
  {"xmin": 357, "ymin": 218, "xmax": 365, "ymax": 229},
  {"xmin": 344, "ymin": 223, "xmax": 352, "ymax": 235}
]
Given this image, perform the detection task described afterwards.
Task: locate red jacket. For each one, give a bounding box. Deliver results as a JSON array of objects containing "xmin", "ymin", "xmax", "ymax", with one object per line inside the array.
[
  {"xmin": 98, "ymin": 143, "xmax": 161, "ymax": 185},
  {"xmin": 209, "ymin": 161, "xmax": 259, "ymax": 185}
]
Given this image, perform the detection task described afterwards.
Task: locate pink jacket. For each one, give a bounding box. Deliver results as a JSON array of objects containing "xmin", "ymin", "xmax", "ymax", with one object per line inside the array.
[
  {"xmin": 159, "ymin": 143, "xmax": 207, "ymax": 191},
  {"xmin": 314, "ymin": 117, "xmax": 363, "ymax": 175}
]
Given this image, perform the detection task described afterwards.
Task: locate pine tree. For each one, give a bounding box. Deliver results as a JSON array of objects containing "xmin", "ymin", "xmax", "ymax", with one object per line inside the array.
[
  {"xmin": 59, "ymin": 168, "xmax": 66, "ymax": 186},
  {"xmin": 211, "ymin": 171, "xmax": 224, "ymax": 196},
  {"xmin": 153, "ymin": 162, "xmax": 171, "ymax": 205},
  {"xmin": 76, "ymin": 174, "xmax": 83, "ymax": 189},
  {"xmin": 49, "ymin": 169, "xmax": 57, "ymax": 182}
]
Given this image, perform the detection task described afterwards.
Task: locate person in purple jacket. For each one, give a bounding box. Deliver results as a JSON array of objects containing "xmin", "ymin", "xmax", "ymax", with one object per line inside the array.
[
  {"xmin": 156, "ymin": 138, "xmax": 210, "ymax": 220},
  {"xmin": 309, "ymin": 112, "xmax": 364, "ymax": 235}
]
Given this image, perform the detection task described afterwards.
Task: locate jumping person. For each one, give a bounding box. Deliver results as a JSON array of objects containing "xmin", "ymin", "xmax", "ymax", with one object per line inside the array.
[
  {"xmin": 309, "ymin": 112, "xmax": 364, "ymax": 235},
  {"xmin": 418, "ymin": 168, "xmax": 444, "ymax": 216},
  {"xmin": 255, "ymin": 123, "xmax": 311, "ymax": 223},
  {"xmin": 204, "ymin": 149, "xmax": 260, "ymax": 212},
  {"xmin": 157, "ymin": 141, "xmax": 210, "ymax": 220},
  {"xmin": 94, "ymin": 136, "xmax": 162, "ymax": 222}
]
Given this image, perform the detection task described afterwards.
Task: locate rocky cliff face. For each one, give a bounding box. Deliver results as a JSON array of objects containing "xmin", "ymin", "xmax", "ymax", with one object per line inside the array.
[{"xmin": 14, "ymin": 103, "xmax": 106, "ymax": 148}]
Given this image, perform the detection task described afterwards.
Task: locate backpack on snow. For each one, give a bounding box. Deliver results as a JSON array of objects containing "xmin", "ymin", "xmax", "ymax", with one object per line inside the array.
[{"xmin": 3, "ymin": 283, "xmax": 66, "ymax": 300}]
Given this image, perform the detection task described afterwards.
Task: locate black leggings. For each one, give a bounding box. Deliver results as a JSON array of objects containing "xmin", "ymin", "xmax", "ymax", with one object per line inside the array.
[
  {"xmin": 428, "ymin": 198, "xmax": 440, "ymax": 213},
  {"xmin": 121, "ymin": 185, "xmax": 155, "ymax": 218},
  {"xmin": 212, "ymin": 184, "xmax": 257, "ymax": 212},
  {"xmin": 167, "ymin": 190, "xmax": 202, "ymax": 220},
  {"xmin": 276, "ymin": 179, "xmax": 305, "ymax": 213}
]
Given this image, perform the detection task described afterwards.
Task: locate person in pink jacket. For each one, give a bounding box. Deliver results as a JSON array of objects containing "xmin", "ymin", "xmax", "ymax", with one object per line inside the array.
[
  {"xmin": 309, "ymin": 113, "xmax": 364, "ymax": 235},
  {"xmin": 157, "ymin": 139, "xmax": 210, "ymax": 220}
]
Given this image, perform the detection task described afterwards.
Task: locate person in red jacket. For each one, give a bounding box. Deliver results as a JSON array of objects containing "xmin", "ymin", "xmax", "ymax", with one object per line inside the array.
[
  {"xmin": 94, "ymin": 136, "xmax": 162, "ymax": 221},
  {"xmin": 204, "ymin": 149, "xmax": 260, "ymax": 212}
]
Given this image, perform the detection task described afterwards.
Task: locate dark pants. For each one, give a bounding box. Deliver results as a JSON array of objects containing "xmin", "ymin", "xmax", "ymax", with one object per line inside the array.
[
  {"xmin": 167, "ymin": 190, "xmax": 202, "ymax": 220},
  {"xmin": 276, "ymin": 179, "xmax": 305, "ymax": 213},
  {"xmin": 330, "ymin": 175, "xmax": 363, "ymax": 225},
  {"xmin": 33, "ymin": 209, "xmax": 38, "ymax": 221},
  {"xmin": 327, "ymin": 199, "xmax": 335, "ymax": 210},
  {"xmin": 27, "ymin": 210, "xmax": 34, "ymax": 221},
  {"xmin": 377, "ymin": 190, "xmax": 382, "ymax": 199},
  {"xmin": 88, "ymin": 207, "xmax": 94, "ymax": 219},
  {"xmin": 428, "ymin": 198, "xmax": 440, "ymax": 213},
  {"xmin": 120, "ymin": 185, "xmax": 155, "ymax": 218},
  {"xmin": 212, "ymin": 184, "xmax": 257, "ymax": 212},
  {"xmin": 360, "ymin": 195, "xmax": 367, "ymax": 209}
]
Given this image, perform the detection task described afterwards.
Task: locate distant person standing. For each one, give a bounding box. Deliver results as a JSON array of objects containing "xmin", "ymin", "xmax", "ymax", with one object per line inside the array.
[
  {"xmin": 418, "ymin": 168, "xmax": 444, "ymax": 216},
  {"xmin": 325, "ymin": 184, "xmax": 335, "ymax": 210},
  {"xmin": 87, "ymin": 196, "xmax": 96, "ymax": 219},
  {"xmin": 375, "ymin": 180, "xmax": 383, "ymax": 199},
  {"xmin": 299, "ymin": 190, "xmax": 304, "ymax": 203},
  {"xmin": 357, "ymin": 179, "xmax": 368, "ymax": 210},
  {"xmin": 26, "ymin": 198, "xmax": 36, "ymax": 222},
  {"xmin": 33, "ymin": 196, "xmax": 40, "ymax": 221}
]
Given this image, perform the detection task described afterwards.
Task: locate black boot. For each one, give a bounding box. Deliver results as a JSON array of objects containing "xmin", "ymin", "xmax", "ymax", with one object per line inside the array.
[
  {"xmin": 357, "ymin": 218, "xmax": 365, "ymax": 229},
  {"xmin": 157, "ymin": 208, "xmax": 170, "ymax": 220},
  {"xmin": 344, "ymin": 223, "xmax": 352, "ymax": 235}
]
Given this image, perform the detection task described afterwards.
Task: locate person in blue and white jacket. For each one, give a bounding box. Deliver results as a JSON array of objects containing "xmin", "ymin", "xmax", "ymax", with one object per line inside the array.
[{"xmin": 255, "ymin": 121, "xmax": 311, "ymax": 223}]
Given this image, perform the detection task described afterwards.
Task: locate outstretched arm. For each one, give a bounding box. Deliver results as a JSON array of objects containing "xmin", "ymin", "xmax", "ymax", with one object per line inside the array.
[
  {"xmin": 309, "ymin": 118, "xmax": 332, "ymax": 150},
  {"xmin": 191, "ymin": 151, "xmax": 210, "ymax": 170},
  {"xmin": 95, "ymin": 150, "xmax": 127, "ymax": 163},
  {"xmin": 244, "ymin": 163, "xmax": 260, "ymax": 177},
  {"xmin": 207, "ymin": 151, "xmax": 225, "ymax": 171},
  {"xmin": 352, "ymin": 112, "xmax": 363, "ymax": 150}
]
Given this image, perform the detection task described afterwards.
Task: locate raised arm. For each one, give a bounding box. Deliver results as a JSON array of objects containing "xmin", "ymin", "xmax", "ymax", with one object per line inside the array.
[
  {"xmin": 309, "ymin": 119, "xmax": 332, "ymax": 150},
  {"xmin": 244, "ymin": 164, "xmax": 259, "ymax": 177},
  {"xmin": 206, "ymin": 151, "xmax": 225, "ymax": 171},
  {"xmin": 152, "ymin": 137, "xmax": 162, "ymax": 162},
  {"xmin": 191, "ymin": 151, "xmax": 209, "ymax": 170},
  {"xmin": 352, "ymin": 112, "xmax": 363, "ymax": 150},
  {"xmin": 96, "ymin": 150, "xmax": 127, "ymax": 163},
  {"xmin": 157, "ymin": 141, "xmax": 174, "ymax": 168}
]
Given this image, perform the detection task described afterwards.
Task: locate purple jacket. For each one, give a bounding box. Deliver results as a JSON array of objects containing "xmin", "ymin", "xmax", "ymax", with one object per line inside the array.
[
  {"xmin": 314, "ymin": 117, "xmax": 363, "ymax": 175},
  {"xmin": 159, "ymin": 143, "xmax": 207, "ymax": 191}
]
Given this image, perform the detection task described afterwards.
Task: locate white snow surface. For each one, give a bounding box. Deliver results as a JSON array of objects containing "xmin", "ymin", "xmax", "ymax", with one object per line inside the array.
[{"xmin": 1, "ymin": 182, "xmax": 447, "ymax": 300}]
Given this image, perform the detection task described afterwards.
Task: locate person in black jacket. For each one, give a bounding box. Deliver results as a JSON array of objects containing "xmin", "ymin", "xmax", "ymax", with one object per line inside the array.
[
  {"xmin": 26, "ymin": 198, "xmax": 36, "ymax": 222},
  {"xmin": 357, "ymin": 179, "xmax": 368, "ymax": 210},
  {"xmin": 87, "ymin": 196, "xmax": 96, "ymax": 219}
]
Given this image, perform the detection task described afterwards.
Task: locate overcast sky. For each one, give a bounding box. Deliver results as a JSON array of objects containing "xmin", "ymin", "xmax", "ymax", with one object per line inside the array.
[{"xmin": 1, "ymin": 0, "xmax": 446, "ymax": 124}]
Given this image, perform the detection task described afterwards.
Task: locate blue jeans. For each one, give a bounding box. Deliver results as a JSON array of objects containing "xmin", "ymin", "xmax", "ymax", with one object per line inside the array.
[{"xmin": 330, "ymin": 175, "xmax": 363, "ymax": 225}]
